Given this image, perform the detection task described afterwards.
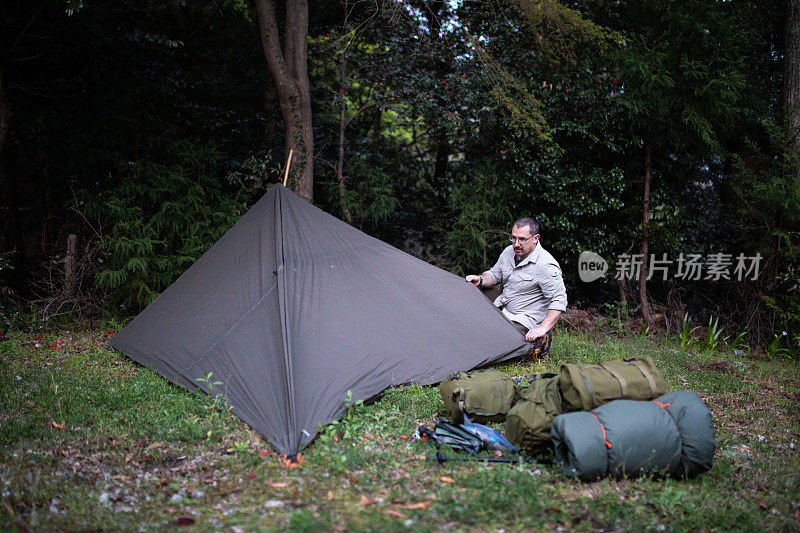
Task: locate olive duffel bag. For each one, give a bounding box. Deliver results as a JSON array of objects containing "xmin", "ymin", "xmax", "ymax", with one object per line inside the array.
[
  {"xmin": 503, "ymin": 372, "xmax": 566, "ymax": 453},
  {"xmin": 559, "ymin": 357, "xmax": 667, "ymax": 412},
  {"xmin": 438, "ymin": 369, "xmax": 517, "ymax": 424}
]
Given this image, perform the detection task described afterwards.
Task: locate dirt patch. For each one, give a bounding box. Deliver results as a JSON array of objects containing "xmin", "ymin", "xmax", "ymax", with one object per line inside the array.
[
  {"xmin": 681, "ymin": 359, "xmax": 734, "ymax": 373},
  {"xmin": 561, "ymin": 307, "xmax": 596, "ymax": 331}
]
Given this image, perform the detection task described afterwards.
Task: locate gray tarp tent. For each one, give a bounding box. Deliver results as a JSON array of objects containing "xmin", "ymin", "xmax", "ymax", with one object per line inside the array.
[{"xmin": 110, "ymin": 184, "xmax": 529, "ymax": 455}]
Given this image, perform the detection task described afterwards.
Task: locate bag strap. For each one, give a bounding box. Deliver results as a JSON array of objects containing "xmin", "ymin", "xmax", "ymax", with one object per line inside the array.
[
  {"xmin": 630, "ymin": 359, "xmax": 657, "ymax": 396},
  {"xmin": 600, "ymin": 363, "xmax": 628, "ymax": 397},
  {"xmin": 451, "ymin": 387, "xmax": 465, "ymax": 402}
]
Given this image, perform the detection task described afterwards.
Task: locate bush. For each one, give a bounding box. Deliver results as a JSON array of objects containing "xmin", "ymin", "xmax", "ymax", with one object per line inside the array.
[
  {"xmin": 85, "ymin": 141, "xmax": 245, "ymax": 312},
  {"xmin": 732, "ymin": 119, "xmax": 800, "ymax": 357}
]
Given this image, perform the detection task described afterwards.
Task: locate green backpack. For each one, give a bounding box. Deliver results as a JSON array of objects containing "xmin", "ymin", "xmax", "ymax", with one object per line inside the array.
[
  {"xmin": 439, "ymin": 369, "xmax": 517, "ymax": 424},
  {"xmin": 504, "ymin": 372, "xmax": 565, "ymax": 453},
  {"xmin": 559, "ymin": 357, "xmax": 667, "ymax": 412}
]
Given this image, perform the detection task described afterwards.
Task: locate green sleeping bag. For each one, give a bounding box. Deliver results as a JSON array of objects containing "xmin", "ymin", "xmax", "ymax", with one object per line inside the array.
[{"xmin": 550, "ymin": 391, "xmax": 715, "ymax": 480}]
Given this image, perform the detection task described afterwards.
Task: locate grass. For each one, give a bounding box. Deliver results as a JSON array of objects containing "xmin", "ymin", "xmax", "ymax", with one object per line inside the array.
[{"xmin": 1, "ymin": 326, "xmax": 799, "ymax": 531}]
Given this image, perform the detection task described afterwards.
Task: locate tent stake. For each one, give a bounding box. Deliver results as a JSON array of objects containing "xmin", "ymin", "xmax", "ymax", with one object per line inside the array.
[{"xmin": 282, "ymin": 149, "xmax": 294, "ymax": 187}]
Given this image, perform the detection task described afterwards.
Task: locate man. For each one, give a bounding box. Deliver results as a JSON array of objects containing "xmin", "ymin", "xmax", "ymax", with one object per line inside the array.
[{"xmin": 465, "ymin": 217, "xmax": 567, "ymax": 356}]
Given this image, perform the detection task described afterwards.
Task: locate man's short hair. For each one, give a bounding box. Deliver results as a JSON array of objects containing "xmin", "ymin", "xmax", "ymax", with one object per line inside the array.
[{"xmin": 513, "ymin": 217, "xmax": 539, "ymax": 236}]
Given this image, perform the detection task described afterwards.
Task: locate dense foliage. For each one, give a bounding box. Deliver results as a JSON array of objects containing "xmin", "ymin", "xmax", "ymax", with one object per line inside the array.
[
  {"xmin": 1, "ymin": 0, "xmax": 798, "ymax": 354},
  {"xmin": 83, "ymin": 142, "xmax": 245, "ymax": 310}
]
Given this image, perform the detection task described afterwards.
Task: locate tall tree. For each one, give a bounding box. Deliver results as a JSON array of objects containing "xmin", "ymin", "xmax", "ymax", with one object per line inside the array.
[
  {"xmin": 596, "ymin": 0, "xmax": 748, "ymax": 326},
  {"xmin": 785, "ymin": 0, "xmax": 800, "ymax": 181},
  {"xmin": 416, "ymin": 0, "xmax": 450, "ymax": 186},
  {"xmin": 254, "ymin": 0, "xmax": 314, "ymax": 201}
]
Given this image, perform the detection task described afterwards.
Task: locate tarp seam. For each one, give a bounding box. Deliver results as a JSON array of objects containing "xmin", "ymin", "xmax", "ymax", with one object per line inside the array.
[
  {"xmin": 178, "ymin": 283, "xmax": 277, "ymax": 374},
  {"xmin": 276, "ymin": 187, "xmax": 298, "ymax": 453}
]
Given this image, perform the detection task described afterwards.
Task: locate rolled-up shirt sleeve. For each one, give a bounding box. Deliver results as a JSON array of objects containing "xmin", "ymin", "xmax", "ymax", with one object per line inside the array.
[
  {"xmin": 486, "ymin": 255, "xmax": 506, "ymax": 286},
  {"xmin": 540, "ymin": 263, "xmax": 568, "ymax": 312}
]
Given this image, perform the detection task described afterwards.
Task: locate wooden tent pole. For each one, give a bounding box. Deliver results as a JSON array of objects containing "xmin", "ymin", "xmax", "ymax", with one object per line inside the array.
[{"xmin": 282, "ymin": 149, "xmax": 294, "ymax": 187}]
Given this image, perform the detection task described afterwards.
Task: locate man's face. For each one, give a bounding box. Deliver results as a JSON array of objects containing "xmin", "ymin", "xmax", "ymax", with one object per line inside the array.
[{"xmin": 511, "ymin": 224, "xmax": 539, "ymax": 260}]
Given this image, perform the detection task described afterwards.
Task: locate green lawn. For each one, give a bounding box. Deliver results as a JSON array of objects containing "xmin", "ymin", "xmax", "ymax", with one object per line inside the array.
[{"xmin": 1, "ymin": 326, "xmax": 799, "ymax": 531}]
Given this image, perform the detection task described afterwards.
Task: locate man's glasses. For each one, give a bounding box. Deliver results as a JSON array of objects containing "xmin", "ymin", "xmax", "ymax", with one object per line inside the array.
[{"xmin": 509, "ymin": 235, "xmax": 534, "ymax": 244}]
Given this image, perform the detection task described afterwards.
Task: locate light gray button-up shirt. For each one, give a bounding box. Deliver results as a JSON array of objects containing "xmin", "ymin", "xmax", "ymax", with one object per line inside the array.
[{"xmin": 486, "ymin": 243, "xmax": 568, "ymax": 330}]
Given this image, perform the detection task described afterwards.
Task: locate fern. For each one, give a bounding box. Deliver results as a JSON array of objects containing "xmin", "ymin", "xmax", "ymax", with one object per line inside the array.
[{"xmin": 85, "ymin": 141, "xmax": 244, "ymax": 312}]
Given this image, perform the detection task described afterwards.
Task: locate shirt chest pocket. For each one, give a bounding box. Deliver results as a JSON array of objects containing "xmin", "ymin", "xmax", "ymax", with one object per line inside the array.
[{"xmin": 510, "ymin": 270, "xmax": 537, "ymax": 289}]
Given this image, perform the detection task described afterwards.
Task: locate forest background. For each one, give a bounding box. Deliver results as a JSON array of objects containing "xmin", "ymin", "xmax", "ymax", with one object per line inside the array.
[{"xmin": 1, "ymin": 0, "xmax": 799, "ymax": 357}]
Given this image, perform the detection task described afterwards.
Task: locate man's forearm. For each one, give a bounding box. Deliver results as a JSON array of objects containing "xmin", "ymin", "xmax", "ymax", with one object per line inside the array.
[
  {"xmin": 539, "ymin": 309, "xmax": 562, "ymax": 333},
  {"xmin": 466, "ymin": 272, "xmax": 496, "ymax": 287}
]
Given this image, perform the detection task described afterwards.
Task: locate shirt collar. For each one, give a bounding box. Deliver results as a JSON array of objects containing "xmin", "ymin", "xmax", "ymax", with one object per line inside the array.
[{"xmin": 515, "ymin": 242, "xmax": 542, "ymax": 268}]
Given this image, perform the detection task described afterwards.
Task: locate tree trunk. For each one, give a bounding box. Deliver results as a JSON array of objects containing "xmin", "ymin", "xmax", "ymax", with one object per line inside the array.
[
  {"xmin": 254, "ymin": 0, "xmax": 314, "ymax": 201},
  {"xmin": 64, "ymin": 234, "xmax": 78, "ymax": 298},
  {"xmin": 639, "ymin": 145, "xmax": 654, "ymax": 327},
  {"xmin": 420, "ymin": 0, "xmax": 450, "ymax": 187},
  {"xmin": 336, "ymin": 55, "xmax": 353, "ymax": 224},
  {"xmin": 784, "ymin": 0, "xmax": 800, "ymax": 181},
  {"xmin": 433, "ymin": 140, "xmax": 449, "ymax": 185},
  {"xmin": 618, "ymin": 278, "xmax": 628, "ymax": 320}
]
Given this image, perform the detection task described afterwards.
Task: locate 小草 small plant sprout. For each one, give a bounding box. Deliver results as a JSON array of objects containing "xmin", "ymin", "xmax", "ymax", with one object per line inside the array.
[
  {"xmin": 679, "ymin": 312, "xmax": 699, "ymax": 350},
  {"xmin": 704, "ymin": 316, "xmax": 726, "ymax": 352}
]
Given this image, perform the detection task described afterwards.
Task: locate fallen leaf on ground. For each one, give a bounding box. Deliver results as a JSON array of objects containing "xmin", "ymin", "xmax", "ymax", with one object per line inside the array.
[
  {"xmin": 268, "ymin": 481, "xmax": 289, "ymax": 488},
  {"xmin": 387, "ymin": 509, "xmax": 408, "ymax": 519},
  {"xmin": 145, "ymin": 442, "xmax": 163, "ymax": 451},
  {"xmin": 327, "ymin": 490, "xmax": 334, "ymax": 500},
  {"xmin": 360, "ymin": 495, "xmax": 378, "ymax": 506},
  {"xmin": 247, "ymin": 471, "xmax": 256, "ymax": 479},
  {"xmin": 398, "ymin": 501, "xmax": 430, "ymax": 510},
  {"xmin": 51, "ymin": 420, "xmax": 65, "ymax": 430},
  {"xmin": 439, "ymin": 476, "xmax": 455, "ymax": 484}
]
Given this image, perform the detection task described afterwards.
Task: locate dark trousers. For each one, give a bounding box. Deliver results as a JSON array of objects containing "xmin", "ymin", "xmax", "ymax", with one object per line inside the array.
[{"xmin": 480, "ymin": 287, "xmax": 551, "ymax": 357}]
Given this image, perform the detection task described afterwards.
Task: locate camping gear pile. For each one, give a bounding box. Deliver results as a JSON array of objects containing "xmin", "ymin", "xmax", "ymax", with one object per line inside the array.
[
  {"xmin": 438, "ymin": 357, "xmax": 715, "ymax": 479},
  {"xmin": 107, "ymin": 182, "xmax": 714, "ymax": 479}
]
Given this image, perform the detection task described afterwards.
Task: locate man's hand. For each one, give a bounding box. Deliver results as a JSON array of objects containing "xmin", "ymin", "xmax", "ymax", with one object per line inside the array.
[
  {"xmin": 465, "ymin": 274, "xmax": 482, "ymax": 286},
  {"xmin": 525, "ymin": 327, "xmax": 548, "ymax": 342}
]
